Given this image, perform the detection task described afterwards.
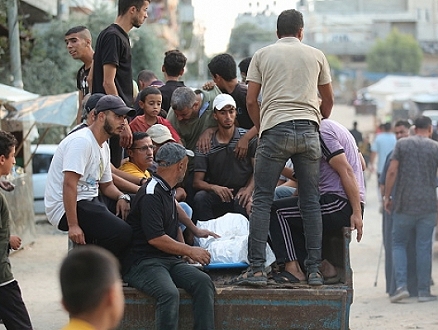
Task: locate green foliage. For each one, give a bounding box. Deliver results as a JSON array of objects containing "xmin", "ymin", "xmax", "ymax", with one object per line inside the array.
[
  {"xmin": 130, "ymin": 25, "xmax": 166, "ymax": 80},
  {"xmin": 326, "ymin": 54, "xmax": 342, "ymax": 71},
  {"xmin": 4, "ymin": 2, "xmax": 166, "ymax": 95},
  {"xmin": 227, "ymin": 22, "xmax": 275, "ymax": 57},
  {"xmin": 366, "ymin": 29, "xmax": 423, "ymax": 74}
]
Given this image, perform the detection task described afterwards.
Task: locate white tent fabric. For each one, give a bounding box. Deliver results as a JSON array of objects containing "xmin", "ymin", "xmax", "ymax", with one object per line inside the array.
[
  {"xmin": 0, "ymin": 83, "xmax": 39, "ymax": 103},
  {"xmin": 6, "ymin": 91, "xmax": 78, "ymax": 128}
]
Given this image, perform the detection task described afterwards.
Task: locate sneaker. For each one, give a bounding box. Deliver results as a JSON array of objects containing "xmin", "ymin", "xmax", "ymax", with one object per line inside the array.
[
  {"xmin": 227, "ymin": 268, "xmax": 267, "ymax": 287},
  {"xmin": 418, "ymin": 294, "xmax": 437, "ymax": 303},
  {"xmin": 390, "ymin": 287, "xmax": 409, "ymax": 303}
]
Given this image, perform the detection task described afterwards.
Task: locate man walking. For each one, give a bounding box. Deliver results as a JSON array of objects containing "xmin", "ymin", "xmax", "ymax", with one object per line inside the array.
[
  {"xmin": 231, "ymin": 9, "xmax": 333, "ymax": 286},
  {"xmin": 384, "ymin": 116, "xmax": 438, "ymax": 303}
]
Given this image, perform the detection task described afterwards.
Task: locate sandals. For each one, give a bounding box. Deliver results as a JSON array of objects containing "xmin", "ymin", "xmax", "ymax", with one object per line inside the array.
[
  {"xmin": 272, "ymin": 270, "xmax": 304, "ymax": 284},
  {"xmin": 307, "ymin": 270, "xmax": 324, "ymax": 286},
  {"xmin": 227, "ymin": 268, "xmax": 267, "ymax": 287}
]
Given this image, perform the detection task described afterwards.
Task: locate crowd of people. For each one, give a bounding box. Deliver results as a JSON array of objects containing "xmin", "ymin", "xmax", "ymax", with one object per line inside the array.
[{"xmin": 2, "ymin": 2, "xmax": 437, "ymax": 330}]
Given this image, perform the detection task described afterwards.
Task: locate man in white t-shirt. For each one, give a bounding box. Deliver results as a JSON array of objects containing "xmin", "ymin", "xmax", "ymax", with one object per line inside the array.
[{"xmin": 45, "ymin": 95, "xmax": 135, "ymax": 261}]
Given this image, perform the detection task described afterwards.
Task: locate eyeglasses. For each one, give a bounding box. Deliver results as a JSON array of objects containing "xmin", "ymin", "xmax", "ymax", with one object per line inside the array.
[{"xmin": 130, "ymin": 145, "xmax": 156, "ymax": 152}]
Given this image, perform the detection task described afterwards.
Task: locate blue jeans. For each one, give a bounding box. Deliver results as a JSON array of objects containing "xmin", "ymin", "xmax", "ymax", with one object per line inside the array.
[
  {"xmin": 248, "ymin": 120, "xmax": 322, "ymax": 273},
  {"xmin": 392, "ymin": 212, "xmax": 436, "ymax": 295},
  {"xmin": 274, "ymin": 186, "xmax": 296, "ymax": 201},
  {"xmin": 123, "ymin": 258, "xmax": 215, "ymax": 330}
]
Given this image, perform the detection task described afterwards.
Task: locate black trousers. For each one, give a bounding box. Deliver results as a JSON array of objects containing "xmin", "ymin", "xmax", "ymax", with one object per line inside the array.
[
  {"xmin": 0, "ymin": 280, "xmax": 32, "ymax": 330},
  {"xmin": 58, "ymin": 197, "xmax": 132, "ymax": 262}
]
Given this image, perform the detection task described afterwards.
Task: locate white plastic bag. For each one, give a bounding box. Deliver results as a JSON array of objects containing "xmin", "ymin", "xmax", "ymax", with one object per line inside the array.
[{"xmin": 195, "ymin": 213, "xmax": 276, "ymax": 267}]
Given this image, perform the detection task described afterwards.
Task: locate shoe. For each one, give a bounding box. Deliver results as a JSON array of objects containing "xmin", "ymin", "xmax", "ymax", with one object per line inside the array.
[
  {"xmin": 418, "ymin": 294, "xmax": 437, "ymax": 302},
  {"xmin": 272, "ymin": 270, "xmax": 305, "ymax": 284},
  {"xmin": 227, "ymin": 268, "xmax": 267, "ymax": 287},
  {"xmin": 390, "ymin": 287, "xmax": 409, "ymax": 303},
  {"xmin": 307, "ymin": 270, "xmax": 324, "ymax": 286}
]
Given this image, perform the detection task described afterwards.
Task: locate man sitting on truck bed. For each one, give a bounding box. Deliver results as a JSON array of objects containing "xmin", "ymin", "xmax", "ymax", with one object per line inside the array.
[{"xmin": 269, "ymin": 119, "xmax": 365, "ymax": 283}]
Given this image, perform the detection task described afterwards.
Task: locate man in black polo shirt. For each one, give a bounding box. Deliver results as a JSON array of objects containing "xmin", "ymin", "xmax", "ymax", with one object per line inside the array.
[
  {"xmin": 123, "ymin": 142, "xmax": 215, "ymax": 330},
  {"xmin": 193, "ymin": 94, "xmax": 256, "ymax": 221}
]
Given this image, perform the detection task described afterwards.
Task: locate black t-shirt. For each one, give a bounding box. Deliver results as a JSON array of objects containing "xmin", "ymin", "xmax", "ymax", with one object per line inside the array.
[
  {"xmin": 194, "ymin": 127, "xmax": 256, "ymax": 191},
  {"xmin": 230, "ymin": 83, "xmax": 253, "ymax": 129},
  {"xmin": 92, "ymin": 24, "xmax": 133, "ymax": 106},
  {"xmin": 76, "ymin": 64, "xmax": 90, "ymax": 96},
  {"xmin": 159, "ymin": 80, "xmax": 185, "ymax": 113},
  {"xmin": 125, "ymin": 175, "xmax": 179, "ymax": 268}
]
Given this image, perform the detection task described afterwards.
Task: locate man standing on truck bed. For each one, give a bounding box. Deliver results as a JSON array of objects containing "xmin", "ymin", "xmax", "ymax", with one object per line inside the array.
[{"xmin": 230, "ymin": 8, "xmax": 334, "ymax": 287}]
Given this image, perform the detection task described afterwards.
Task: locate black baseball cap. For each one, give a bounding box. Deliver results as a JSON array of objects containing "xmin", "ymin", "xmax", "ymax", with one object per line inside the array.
[{"xmin": 95, "ymin": 95, "xmax": 136, "ymax": 117}]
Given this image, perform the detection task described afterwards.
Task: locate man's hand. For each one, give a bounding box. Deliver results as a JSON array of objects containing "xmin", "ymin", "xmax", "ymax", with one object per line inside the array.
[
  {"xmin": 202, "ymin": 81, "xmax": 215, "ymax": 91},
  {"xmin": 235, "ymin": 186, "xmax": 252, "ymax": 208},
  {"xmin": 193, "ymin": 227, "xmax": 221, "ymax": 239},
  {"xmin": 119, "ymin": 120, "xmax": 133, "ymax": 148},
  {"xmin": 211, "ymin": 185, "xmax": 234, "ymax": 202},
  {"xmin": 384, "ymin": 198, "xmax": 392, "ymax": 214},
  {"xmin": 0, "ymin": 181, "xmax": 15, "ymax": 192},
  {"xmin": 68, "ymin": 224, "xmax": 86, "ymax": 245},
  {"xmin": 350, "ymin": 212, "xmax": 363, "ymax": 242},
  {"xmin": 196, "ymin": 128, "xmax": 215, "ymax": 154},
  {"xmin": 116, "ymin": 199, "xmax": 130, "ymax": 220},
  {"xmin": 234, "ymin": 136, "xmax": 249, "ymax": 159},
  {"xmin": 188, "ymin": 246, "xmax": 211, "ymax": 266},
  {"xmin": 9, "ymin": 235, "xmax": 21, "ymax": 250}
]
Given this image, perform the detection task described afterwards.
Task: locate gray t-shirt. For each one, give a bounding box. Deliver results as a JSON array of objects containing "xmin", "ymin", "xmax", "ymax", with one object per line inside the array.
[{"xmin": 391, "ymin": 135, "xmax": 438, "ymax": 215}]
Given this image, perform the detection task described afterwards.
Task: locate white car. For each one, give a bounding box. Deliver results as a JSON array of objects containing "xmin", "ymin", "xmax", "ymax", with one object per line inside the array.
[{"xmin": 31, "ymin": 144, "xmax": 57, "ymax": 214}]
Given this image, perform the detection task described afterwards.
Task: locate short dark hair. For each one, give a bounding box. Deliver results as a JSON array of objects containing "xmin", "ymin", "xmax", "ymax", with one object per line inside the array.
[
  {"xmin": 277, "ymin": 9, "xmax": 304, "ymax": 38},
  {"xmin": 138, "ymin": 86, "xmax": 161, "ymax": 102},
  {"xmin": 132, "ymin": 131, "xmax": 150, "ymax": 144},
  {"xmin": 383, "ymin": 122, "xmax": 392, "ymax": 132},
  {"xmin": 60, "ymin": 245, "xmax": 120, "ymax": 316},
  {"xmin": 414, "ymin": 116, "xmax": 432, "ymax": 129},
  {"xmin": 162, "ymin": 50, "xmax": 187, "ymax": 77},
  {"xmin": 118, "ymin": 0, "xmax": 149, "ymax": 16},
  {"xmin": 137, "ymin": 70, "xmax": 158, "ymax": 85},
  {"xmin": 238, "ymin": 57, "xmax": 252, "ymax": 75},
  {"xmin": 394, "ymin": 120, "xmax": 411, "ymax": 129},
  {"xmin": 208, "ymin": 53, "xmax": 237, "ymax": 81},
  {"xmin": 0, "ymin": 131, "xmax": 17, "ymax": 158},
  {"xmin": 65, "ymin": 26, "xmax": 88, "ymax": 36}
]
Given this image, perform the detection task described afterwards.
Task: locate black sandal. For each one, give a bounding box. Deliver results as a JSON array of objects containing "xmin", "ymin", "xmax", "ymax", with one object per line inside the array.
[{"xmin": 272, "ymin": 270, "xmax": 303, "ymax": 284}]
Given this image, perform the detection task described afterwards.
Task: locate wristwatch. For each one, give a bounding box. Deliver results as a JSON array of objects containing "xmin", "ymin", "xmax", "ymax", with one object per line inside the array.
[{"xmin": 118, "ymin": 194, "xmax": 131, "ymax": 202}]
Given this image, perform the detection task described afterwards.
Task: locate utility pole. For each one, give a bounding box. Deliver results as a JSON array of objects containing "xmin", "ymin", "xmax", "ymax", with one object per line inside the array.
[{"xmin": 7, "ymin": 0, "xmax": 23, "ymax": 89}]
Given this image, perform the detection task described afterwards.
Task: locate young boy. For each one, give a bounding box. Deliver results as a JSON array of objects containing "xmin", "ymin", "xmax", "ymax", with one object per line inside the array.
[
  {"xmin": 0, "ymin": 131, "xmax": 33, "ymax": 330},
  {"xmin": 129, "ymin": 86, "xmax": 181, "ymax": 143}
]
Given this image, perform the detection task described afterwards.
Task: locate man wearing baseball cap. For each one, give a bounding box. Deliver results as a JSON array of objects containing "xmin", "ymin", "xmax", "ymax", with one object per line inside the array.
[
  {"xmin": 45, "ymin": 94, "xmax": 135, "ymax": 262},
  {"xmin": 193, "ymin": 94, "xmax": 257, "ymax": 221},
  {"xmin": 123, "ymin": 142, "xmax": 215, "ymax": 330}
]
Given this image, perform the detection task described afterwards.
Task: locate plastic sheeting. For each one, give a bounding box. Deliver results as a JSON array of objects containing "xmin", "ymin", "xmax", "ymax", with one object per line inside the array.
[{"xmin": 195, "ymin": 213, "xmax": 276, "ymax": 267}]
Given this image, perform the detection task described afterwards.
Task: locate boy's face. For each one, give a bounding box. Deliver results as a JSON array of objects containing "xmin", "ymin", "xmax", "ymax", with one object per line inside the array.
[
  {"xmin": 139, "ymin": 94, "xmax": 162, "ymax": 119},
  {"xmin": 0, "ymin": 146, "xmax": 16, "ymax": 176}
]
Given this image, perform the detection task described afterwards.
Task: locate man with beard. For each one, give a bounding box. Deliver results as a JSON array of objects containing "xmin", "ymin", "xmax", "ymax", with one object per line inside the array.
[
  {"xmin": 91, "ymin": 0, "xmax": 150, "ymax": 167},
  {"xmin": 45, "ymin": 95, "xmax": 135, "ymax": 262}
]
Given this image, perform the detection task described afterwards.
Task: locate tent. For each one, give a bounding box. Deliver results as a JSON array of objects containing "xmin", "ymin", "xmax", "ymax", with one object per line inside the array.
[
  {"xmin": 360, "ymin": 75, "xmax": 438, "ymax": 116},
  {"xmin": 0, "ymin": 83, "xmax": 39, "ymax": 103}
]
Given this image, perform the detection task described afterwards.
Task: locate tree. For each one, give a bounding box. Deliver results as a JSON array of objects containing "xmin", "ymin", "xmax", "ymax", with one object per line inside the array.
[
  {"xmin": 366, "ymin": 29, "xmax": 423, "ymax": 75},
  {"xmin": 227, "ymin": 22, "xmax": 275, "ymax": 58}
]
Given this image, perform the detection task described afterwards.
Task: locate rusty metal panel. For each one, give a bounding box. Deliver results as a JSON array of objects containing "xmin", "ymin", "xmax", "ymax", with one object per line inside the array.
[
  {"xmin": 119, "ymin": 228, "xmax": 353, "ymax": 330},
  {"xmin": 120, "ymin": 285, "xmax": 351, "ymax": 330}
]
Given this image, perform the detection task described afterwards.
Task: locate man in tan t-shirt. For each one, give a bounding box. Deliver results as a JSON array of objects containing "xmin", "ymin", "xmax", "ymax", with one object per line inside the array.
[{"xmin": 230, "ymin": 9, "xmax": 334, "ymax": 287}]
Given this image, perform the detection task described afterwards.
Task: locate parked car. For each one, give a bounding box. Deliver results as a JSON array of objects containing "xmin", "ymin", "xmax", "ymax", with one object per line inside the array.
[{"xmin": 31, "ymin": 144, "xmax": 57, "ymax": 214}]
